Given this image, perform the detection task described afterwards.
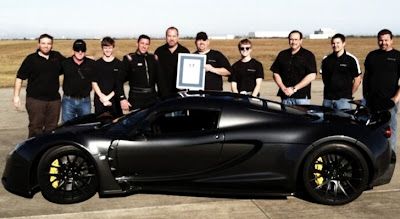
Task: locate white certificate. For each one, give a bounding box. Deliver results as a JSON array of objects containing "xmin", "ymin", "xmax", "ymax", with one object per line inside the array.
[{"xmin": 176, "ymin": 53, "xmax": 206, "ymax": 90}]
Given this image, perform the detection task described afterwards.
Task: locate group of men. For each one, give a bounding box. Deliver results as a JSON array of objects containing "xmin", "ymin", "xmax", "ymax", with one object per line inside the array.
[
  {"xmin": 12, "ymin": 28, "xmax": 400, "ymax": 152},
  {"xmin": 271, "ymin": 29, "xmax": 400, "ymax": 152}
]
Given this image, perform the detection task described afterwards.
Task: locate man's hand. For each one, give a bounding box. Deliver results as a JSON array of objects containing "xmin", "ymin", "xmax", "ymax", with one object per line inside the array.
[
  {"xmin": 282, "ymin": 87, "xmax": 297, "ymax": 97},
  {"xmin": 205, "ymin": 64, "xmax": 214, "ymax": 73},
  {"xmin": 13, "ymin": 96, "xmax": 20, "ymax": 109},
  {"xmin": 120, "ymin": 99, "xmax": 131, "ymax": 111}
]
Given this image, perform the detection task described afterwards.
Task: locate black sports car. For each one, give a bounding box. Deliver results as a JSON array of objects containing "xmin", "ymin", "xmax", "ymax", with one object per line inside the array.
[{"xmin": 2, "ymin": 91, "xmax": 396, "ymax": 205}]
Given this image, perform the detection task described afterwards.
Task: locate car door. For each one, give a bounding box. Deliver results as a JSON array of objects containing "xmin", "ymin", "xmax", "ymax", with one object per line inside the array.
[{"xmin": 116, "ymin": 108, "xmax": 224, "ymax": 178}]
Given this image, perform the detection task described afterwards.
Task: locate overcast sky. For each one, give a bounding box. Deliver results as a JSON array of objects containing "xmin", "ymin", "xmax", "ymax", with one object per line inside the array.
[{"xmin": 1, "ymin": 0, "xmax": 399, "ymax": 39}]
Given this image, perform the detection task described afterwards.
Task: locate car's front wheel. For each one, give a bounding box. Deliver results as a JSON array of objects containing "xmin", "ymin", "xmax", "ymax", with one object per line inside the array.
[
  {"xmin": 303, "ymin": 143, "xmax": 369, "ymax": 205},
  {"xmin": 37, "ymin": 146, "xmax": 98, "ymax": 204}
]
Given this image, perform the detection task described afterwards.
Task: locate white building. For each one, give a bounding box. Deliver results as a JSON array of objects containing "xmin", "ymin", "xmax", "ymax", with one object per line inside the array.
[
  {"xmin": 209, "ymin": 35, "xmax": 235, "ymax": 40},
  {"xmin": 309, "ymin": 28, "xmax": 337, "ymax": 39},
  {"xmin": 248, "ymin": 31, "xmax": 290, "ymax": 38}
]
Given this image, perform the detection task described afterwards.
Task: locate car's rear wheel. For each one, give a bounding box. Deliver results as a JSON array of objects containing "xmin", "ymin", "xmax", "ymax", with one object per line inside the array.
[
  {"xmin": 303, "ymin": 143, "xmax": 369, "ymax": 205},
  {"xmin": 37, "ymin": 146, "xmax": 98, "ymax": 204}
]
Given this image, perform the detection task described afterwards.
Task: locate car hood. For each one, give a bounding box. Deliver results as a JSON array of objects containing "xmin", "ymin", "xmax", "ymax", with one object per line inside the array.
[{"xmin": 54, "ymin": 113, "xmax": 115, "ymax": 135}]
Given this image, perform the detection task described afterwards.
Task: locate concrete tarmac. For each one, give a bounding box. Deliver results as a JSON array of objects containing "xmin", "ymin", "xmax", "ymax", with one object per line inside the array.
[{"xmin": 0, "ymin": 81, "xmax": 399, "ymax": 218}]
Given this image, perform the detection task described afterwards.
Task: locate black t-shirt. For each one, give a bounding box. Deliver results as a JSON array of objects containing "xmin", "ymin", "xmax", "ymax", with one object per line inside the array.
[
  {"xmin": 62, "ymin": 57, "xmax": 95, "ymax": 97},
  {"xmin": 193, "ymin": 49, "xmax": 232, "ymax": 91},
  {"xmin": 17, "ymin": 50, "xmax": 65, "ymax": 101},
  {"xmin": 270, "ymin": 47, "xmax": 317, "ymax": 98},
  {"xmin": 320, "ymin": 51, "xmax": 361, "ymax": 100},
  {"xmin": 93, "ymin": 57, "xmax": 123, "ymax": 116},
  {"xmin": 93, "ymin": 57, "xmax": 122, "ymax": 95},
  {"xmin": 229, "ymin": 58, "xmax": 264, "ymax": 92},
  {"xmin": 364, "ymin": 49, "xmax": 400, "ymax": 110},
  {"xmin": 155, "ymin": 43, "xmax": 190, "ymax": 98}
]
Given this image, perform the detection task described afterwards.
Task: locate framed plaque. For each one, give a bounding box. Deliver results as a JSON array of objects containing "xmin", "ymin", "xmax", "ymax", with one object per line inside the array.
[{"xmin": 176, "ymin": 53, "xmax": 206, "ymax": 90}]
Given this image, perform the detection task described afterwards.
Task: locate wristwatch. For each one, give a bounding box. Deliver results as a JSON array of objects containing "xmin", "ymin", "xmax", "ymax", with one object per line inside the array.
[{"xmin": 293, "ymin": 87, "xmax": 298, "ymax": 93}]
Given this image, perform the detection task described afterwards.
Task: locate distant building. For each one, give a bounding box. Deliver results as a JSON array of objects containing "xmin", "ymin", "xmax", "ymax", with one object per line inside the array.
[
  {"xmin": 248, "ymin": 31, "xmax": 290, "ymax": 38},
  {"xmin": 309, "ymin": 28, "xmax": 337, "ymax": 39},
  {"xmin": 209, "ymin": 35, "xmax": 235, "ymax": 40}
]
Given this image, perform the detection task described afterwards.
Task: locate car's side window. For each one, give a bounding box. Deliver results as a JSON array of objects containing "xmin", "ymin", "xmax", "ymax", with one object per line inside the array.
[{"xmin": 150, "ymin": 109, "xmax": 219, "ymax": 134}]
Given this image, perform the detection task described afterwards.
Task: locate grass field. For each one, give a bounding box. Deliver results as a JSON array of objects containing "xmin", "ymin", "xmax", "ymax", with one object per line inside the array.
[{"xmin": 0, "ymin": 37, "xmax": 390, "ymax": 87}]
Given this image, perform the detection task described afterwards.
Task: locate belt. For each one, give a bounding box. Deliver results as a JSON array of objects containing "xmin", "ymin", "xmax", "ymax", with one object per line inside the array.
[
  {"xmin": 240, "ymin": 91, "xmax": 252, "ymax": 95},
  {"xmin": 131, "ymin": 87, "xmax": 155, "ymax": 93},
  {"xmin": 65, "ymin": 94, "xmax": 89, "ymax": 100}
]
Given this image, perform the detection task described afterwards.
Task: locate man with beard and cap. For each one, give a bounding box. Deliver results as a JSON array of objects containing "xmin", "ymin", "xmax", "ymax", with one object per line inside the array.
[
  {"xmin": 193, "ymin": 31, "xmax": 232, "ymax": 91},
  {"xmin": 155, "ymin": 26, "xmax": 190, "ymax": 98},
  {"xmin": 13, "ymin": 33, "xmax": 65, "ymax": 138}
]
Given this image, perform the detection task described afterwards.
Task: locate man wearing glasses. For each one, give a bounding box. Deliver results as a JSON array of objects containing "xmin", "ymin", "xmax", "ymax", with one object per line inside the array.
[
  {"xmin": 193, "ymin": 32, "xmax": 232, "ymax": 91},
  {"xmin": 270, "ymin": 30, "xmax": 317, "ymax": 105},
  {"xmin": 61, "ymin": 39, "xmax": 95, "ymax": 122},
  {"xmin": 229, "ymin": 39, "xmax": 264, "ymax": 97}
]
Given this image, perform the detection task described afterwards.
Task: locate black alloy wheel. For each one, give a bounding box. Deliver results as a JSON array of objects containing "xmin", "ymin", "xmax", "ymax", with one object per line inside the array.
[
  {"xmin": 37, "ymin": 146, "xmax": 98, "ymax": 204},
  {"xmin": 303, "ymin": 143, "xmax": 369, "ymax": 205}
]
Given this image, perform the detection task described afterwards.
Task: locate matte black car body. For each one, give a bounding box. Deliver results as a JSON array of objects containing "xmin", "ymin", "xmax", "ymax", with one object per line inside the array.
[{"xmin": 2, "ymin": 91, "xmax": 396, "ymax": 205}]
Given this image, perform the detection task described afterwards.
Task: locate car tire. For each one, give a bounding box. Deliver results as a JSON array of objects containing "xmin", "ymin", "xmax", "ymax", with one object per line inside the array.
[
  {"xmin": 37, "ymin": 145, "xmax": 98, "ymax": 204},
  {"xmin": 302, "ymin": 143, "xmax": 369, "ymax": 205}
]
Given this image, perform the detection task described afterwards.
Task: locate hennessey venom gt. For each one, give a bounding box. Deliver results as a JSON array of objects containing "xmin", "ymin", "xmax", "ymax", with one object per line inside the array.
[{"xmin": 2, "ymin": 91, "xmax": 396, "ymax": 205}]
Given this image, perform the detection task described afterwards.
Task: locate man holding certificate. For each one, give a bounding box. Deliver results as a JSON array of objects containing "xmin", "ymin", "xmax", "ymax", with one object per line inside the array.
[{"xmin": 193, "ymin": 32, "xmax": 232, "ymax": 91}]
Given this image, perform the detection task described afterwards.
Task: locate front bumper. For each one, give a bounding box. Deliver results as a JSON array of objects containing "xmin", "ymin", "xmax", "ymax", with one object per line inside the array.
[{"xmin": 2, "ymin": 150, "xmax": 37, "ymax": 198}]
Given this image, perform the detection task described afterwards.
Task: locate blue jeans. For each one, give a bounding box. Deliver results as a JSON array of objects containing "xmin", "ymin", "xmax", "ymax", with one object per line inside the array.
[
  {"xmin": 62, "ymin": 95, "xmax": 91, "ymax": 123},
  {"xmin": 389, "ymin": 103, "xmax": 398, "ymax": 153},
  {"xmin": 281, "ymin": 98, "xmax": 310, "ymax": 105},
  {"xmin": 323, "ymin": 98, "xmax": 352, "ymax": 110}
]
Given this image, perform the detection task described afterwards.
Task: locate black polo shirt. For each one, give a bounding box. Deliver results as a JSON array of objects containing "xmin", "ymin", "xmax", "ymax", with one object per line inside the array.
[
  {"xmin": 17, "ymin": 50, "xmax": 65, "ymax": 101},
  {"xmin": 229, "ymin": 58, "xmax": 264, "ymax": 92},
  {"xmin": 364, "ymin": 49, "xmax": 400, "ymax": 110},
  {"xmin": 62, "ymin": 57, "xmax": 95, "ymax": 98},
  {"xmin": 270, "ymin": 47, "xmax": 316, "ymax": 98},
  {"xmin": 155, "ymin": 43, "xmax": 190, "ymax": 98},
  {"xmin": 320, "ymin": 51, "xmax": 361, "ymax": 100},
  {"xmin": 193, "ymin": 49, "xmax": 232, "ymax": 91}
]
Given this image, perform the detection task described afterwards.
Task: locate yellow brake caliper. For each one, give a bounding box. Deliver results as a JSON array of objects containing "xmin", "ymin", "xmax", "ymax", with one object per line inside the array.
[
  {"xmin": 49, "ymin": 159, "xmax": 60, "ymax": 188},
  {"xmin": 314, "ymin": 157, "xmax": 324, "ymax": 185}
]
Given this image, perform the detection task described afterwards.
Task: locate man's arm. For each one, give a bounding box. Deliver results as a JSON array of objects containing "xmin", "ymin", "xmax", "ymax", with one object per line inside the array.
[
  {"xmin": 392, "ymin": 87, "xmax": 400, "ymax": 103},
  {"xmin": 205, "ymin": 64, "xmax": 231, "ymax": 76},
  {"xmin": 231, "ymin": 81, "xmax": 238, "ymax": 93},
  {"xmin": 118, "ymin": 58, "xmax": 131, "ymax": 111},
  {"xmin": 92, "ymin": 82, "xmax": 113, "ymax": 106},
  {"xmin": 286, "ymin": 73, "xmax": 317, "ymax": 96},
  {"xmin": 352, "ymin": 75, "xmax": 362, "ymax": 95},
  {"xmin": 273, "ymin": 73, "xmax": 290, "ymax": 96},
  {"xmin": 362, "ymin": 70, "xmax": 369, "ymax": 98},
  {"xmin": 13, "ymin": 78, "xmax": 23, "ymax": 109},
  {"xmin": 252, "ymin": 78, "xmax": 263, "ymax": 97}
]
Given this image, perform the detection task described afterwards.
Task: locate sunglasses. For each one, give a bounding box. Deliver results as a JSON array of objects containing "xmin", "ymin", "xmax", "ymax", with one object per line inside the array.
[{"xmin": 240, "ymin": 47, "xmax": 251, "ymax": 51}]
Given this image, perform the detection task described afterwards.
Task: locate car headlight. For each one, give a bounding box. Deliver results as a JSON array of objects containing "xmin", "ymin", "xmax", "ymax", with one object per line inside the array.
[{"xmin": 14, "ymin": 136, "xmax": 36, "ymax": 151}]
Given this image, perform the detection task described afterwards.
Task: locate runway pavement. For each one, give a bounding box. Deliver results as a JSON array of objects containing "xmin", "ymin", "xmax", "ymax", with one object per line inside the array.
[{"xmin": 0, "ymin": 81, "xmax": 399, "ymax": 218}]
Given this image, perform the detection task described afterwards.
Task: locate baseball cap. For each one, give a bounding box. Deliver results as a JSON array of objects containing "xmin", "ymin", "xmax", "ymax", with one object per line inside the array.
[
  {"xmin": 73, "ymin": 39, "xmax": 87, "ymax": 52},
  {"xmin": 195, "ymin": 32, "xmax": 208, "ymax": 41}
]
